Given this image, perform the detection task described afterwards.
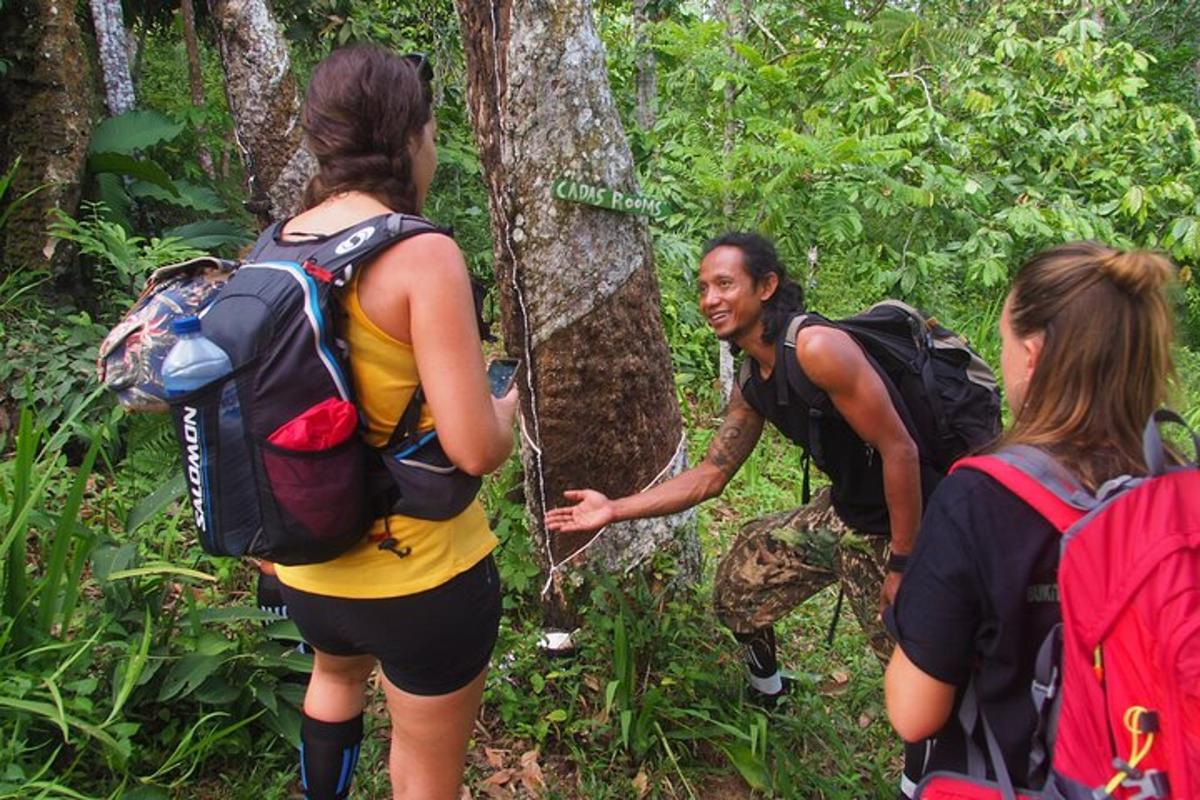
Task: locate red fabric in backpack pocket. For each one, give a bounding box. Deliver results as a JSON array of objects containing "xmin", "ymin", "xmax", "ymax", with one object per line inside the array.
[{"xmin": 267, "ymin": 398, "xmax": 359, "ymax": 451}]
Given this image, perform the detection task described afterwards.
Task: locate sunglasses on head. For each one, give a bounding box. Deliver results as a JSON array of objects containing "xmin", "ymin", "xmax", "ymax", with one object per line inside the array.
[{"xmin": 403, "ymin": 53, "xmax": 433, "ymax": 84}]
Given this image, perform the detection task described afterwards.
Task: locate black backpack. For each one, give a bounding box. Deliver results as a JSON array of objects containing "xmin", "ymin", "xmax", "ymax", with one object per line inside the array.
[
  {"xmin": 166, "ymin": 213, "xmax": 482, "ymax": 565},
  {"xmin": 739, "ymin": 300, "xmax": 1001, "ymax": 475}
]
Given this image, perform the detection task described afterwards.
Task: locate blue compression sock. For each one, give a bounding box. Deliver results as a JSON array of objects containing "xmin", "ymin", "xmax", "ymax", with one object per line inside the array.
[{"xmin": 300, "ymin": 712, "xmax": 363, "ymax": 800}]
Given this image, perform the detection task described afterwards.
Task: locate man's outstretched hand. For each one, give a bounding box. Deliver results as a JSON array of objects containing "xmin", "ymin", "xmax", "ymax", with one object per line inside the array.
[{"xmin": 544, "ymin": 489, "xmax": 616, "ymax": 534}]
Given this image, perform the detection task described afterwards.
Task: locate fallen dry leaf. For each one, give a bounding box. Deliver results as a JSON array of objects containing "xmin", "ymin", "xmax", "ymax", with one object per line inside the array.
[
  {"xmin": 632, "ymin": 768, "xmax": 650, "ymax": 798},
  {"xmin": 484, "ymin": 747, "xmax": 507, "ymax": 769},
  {"xmin": 482, "ymin": 769, "xmax": 514, "ymax": 787},
  {"xmin": 519, "ymin": 748, "xmax": 545, "ymax": 797}
]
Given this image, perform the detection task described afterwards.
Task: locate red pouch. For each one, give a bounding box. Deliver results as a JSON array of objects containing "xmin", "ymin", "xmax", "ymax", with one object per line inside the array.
[{"xmin": 268, "ymin": 398, "xmax": 359, "ymax": 451}]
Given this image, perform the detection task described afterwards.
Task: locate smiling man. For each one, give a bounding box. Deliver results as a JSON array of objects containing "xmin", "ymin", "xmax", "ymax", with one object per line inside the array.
[{"xmin": 546, "ymin": 231, "xmax": 943, "ymax": 797}]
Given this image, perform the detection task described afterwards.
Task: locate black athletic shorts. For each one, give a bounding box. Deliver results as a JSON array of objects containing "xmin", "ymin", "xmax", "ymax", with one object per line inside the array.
[{"xmin": 279, "ymin": 555, "xmax": 501, "ymax": 696}]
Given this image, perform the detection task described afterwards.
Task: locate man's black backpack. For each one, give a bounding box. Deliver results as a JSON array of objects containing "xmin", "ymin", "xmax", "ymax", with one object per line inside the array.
[{"xmin": 738, "ymin": 300, "xmax": 1001, "ymax": 476}]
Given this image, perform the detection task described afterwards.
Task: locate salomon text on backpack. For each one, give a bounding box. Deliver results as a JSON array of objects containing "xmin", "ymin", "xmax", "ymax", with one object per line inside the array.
[{"xmin": 101, "ymin": 213, "xmax": 478, "ymax": 565}]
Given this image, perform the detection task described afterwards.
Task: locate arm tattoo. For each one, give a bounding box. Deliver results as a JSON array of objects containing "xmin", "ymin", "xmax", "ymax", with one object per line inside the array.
[{"xmin": 706, "ymin": 406, "xmax": 760, "ymax": 476}]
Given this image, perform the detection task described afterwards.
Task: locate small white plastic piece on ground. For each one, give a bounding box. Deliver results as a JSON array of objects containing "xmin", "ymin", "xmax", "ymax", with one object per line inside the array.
[{"xmin": 538, "ymin": 629, "xmax": 578, "ymax": 655}]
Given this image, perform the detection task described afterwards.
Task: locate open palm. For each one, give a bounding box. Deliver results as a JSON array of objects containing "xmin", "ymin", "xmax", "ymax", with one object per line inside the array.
[{"xmin": 544, "ymin": 489, "xmax": 615, "ymax": 534}]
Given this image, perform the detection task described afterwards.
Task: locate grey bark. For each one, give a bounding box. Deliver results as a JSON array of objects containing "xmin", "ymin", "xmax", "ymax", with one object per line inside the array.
[
  {"xmin": 181, "ymin": 0, "xmax": 216, "ymax": 180},
  {"xmin": 89, "ymin": 0, "xmax": 135, "ymax": 116},
  {"xmin": 634, "ymin": 0, "xmax": 658, "ymax": 131},
  {"xmin": 209, "ymin": 0, "xmax": 315, "ymax": 224},
  {"xmin": 0, "ymin": 0, "xmax": 96, "ymax": 275},
  {"xmin": 455, "ymin": 0, "xmax": 698, "ymax": 620},
  {"xmin": 718, "ymin": 0, "xmax": 745, "ymax": 405}
]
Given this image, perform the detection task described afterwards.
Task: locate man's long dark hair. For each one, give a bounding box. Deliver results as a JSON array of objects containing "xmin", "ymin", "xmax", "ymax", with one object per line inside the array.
[{"xmin": 702, "ymin": 232, "xmax": 805, "ymax": 349}]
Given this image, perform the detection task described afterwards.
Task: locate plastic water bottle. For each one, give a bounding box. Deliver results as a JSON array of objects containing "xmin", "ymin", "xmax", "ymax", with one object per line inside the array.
[{"xmin": 162, "ymin": 317, "xmax": 232, "ymax": 398}]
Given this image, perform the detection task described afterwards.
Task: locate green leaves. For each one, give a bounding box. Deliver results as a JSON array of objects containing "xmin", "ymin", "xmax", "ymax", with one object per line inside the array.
[{"xmin": 89, "ymin": 111, "xmax": 185, "ymax": 156}]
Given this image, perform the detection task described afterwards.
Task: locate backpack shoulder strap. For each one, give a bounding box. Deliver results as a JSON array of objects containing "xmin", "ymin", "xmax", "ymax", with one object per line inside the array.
[
  {"xmin": 248, "ymin": 213, "xmax": 449, "ymax": 281},
  {"xmin": 951, "ymin": 446, "xmax": 1093, "ymax": 533},
  {"xmin": 246, "ymin": 221, "xmax": 286, "ymax": 261},
  {"xmin": 776, "ymin": 311, "xmax": 827, "ymax": 409},
  {"xmin": 301, "ymin": 213, "xmax": 448, "ymax": 282}
]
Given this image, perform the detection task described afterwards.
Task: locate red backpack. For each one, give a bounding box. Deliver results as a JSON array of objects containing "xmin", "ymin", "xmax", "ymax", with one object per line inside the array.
[{"xmin": 913, "ymin": 410, "xmax": 1200, "ymax": 800}]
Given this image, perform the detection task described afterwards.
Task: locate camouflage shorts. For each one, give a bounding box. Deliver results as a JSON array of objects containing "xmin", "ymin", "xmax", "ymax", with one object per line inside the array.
[{"xmin": 712, "ymin": 487, "xmax": 892, "ymax": 664}]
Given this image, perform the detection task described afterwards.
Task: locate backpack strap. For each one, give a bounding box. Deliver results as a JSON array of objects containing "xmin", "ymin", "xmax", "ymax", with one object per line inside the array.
[
  {"xmin": 778, "ymin": 312, "xmax": 834, "ymax": 468},
  {"xmin": 958, "ymin": 676, "xmax": 1022, "ymax": 800},
  {"xmin": 951, "ymin": 446, "xmax": 1094, "ymax": 533},
  {"xmin": 275, "ymin": 213, "xmax": 448, "ymax": 283},
  {"xmin": 1027, "ymin": 623, "xmax": 1063, "ymax": 788}
]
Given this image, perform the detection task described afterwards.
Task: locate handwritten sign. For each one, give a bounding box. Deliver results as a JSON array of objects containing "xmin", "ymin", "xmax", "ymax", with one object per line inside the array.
[{"xmin": 552, "ymin": 178, "xmax": 669, "ymax": 218}]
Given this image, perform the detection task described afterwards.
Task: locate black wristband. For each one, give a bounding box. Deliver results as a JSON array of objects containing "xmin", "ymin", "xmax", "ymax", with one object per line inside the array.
[{"xmin": 887, "ymin": 552, "xmax": 909, "ymax": 573}]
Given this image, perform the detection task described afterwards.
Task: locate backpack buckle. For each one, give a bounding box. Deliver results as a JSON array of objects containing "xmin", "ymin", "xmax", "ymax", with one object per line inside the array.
[
  {"xmin": 1123, "ymin": 769, "xmax": 1170, "ymax": 800},
  {"xmin": 302, "ymin": 259, "xmax": 334, "ymax": 283}
]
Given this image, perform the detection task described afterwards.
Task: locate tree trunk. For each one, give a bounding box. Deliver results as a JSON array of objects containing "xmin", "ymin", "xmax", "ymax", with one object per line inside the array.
[
  {"xmin": 634, "ymin": 0, "xmax": 658, "ymax": 131},
  {"xmin": 455, "ymin": 0, "xmax": 698, "ymax": 621},
  {"xmin": 208, "ymin": 0, "xmax": 314, "ymax": 224},
  {"xmin": 89, "ymin": 0, "xmax": 135, "ymax": 116},
  {"xmin": 0, "ymin": 0, "xmax": 97, "ymax": 276},
  {"xmin": 181, "ymin": 0, "xmax": 216, "ymax": 180},
  {"xmin": 718, "ymin": 0, "xmax": 745, "ymax": 405}
]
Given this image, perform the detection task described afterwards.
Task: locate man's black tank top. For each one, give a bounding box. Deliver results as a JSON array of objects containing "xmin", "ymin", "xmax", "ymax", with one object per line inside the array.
[{"xmin": 740, "ymin": 354, "xmax": 942, "ymax": 535}]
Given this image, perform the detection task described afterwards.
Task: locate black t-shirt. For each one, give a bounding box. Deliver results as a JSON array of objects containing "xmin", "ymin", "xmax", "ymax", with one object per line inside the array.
[{"xmin": 884, "ymin": 467, "xmax": 1061, "ymax": 787}]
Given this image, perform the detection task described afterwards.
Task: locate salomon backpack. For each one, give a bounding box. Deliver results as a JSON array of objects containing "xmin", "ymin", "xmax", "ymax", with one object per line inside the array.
[
  {"xmin": 918, "ymin": 412, "xmax": 1200, "ymax": 800},
  {"xmin": 739, "ymin": 301, "xmax": 1001, "ymax": 473},
  {"xmin": 101, "ymin": 213, "xmax": 486, "ymax": 564}
]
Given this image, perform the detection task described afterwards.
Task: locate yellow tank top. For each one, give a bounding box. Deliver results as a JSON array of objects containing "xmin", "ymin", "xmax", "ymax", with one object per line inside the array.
[{"xmin": 274, "ymin": 275, "xmax": 497, "ymax": 599}]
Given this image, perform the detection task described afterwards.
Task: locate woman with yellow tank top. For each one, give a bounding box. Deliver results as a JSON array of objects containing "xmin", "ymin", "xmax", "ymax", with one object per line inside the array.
[{"xmin": 269, "ymin": 46, "xmax": 518, "ymax": 800}]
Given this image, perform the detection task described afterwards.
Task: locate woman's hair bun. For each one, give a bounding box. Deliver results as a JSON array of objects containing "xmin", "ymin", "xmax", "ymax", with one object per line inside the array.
[{"xmin": 1097, "ymin": 249, "xmax": 1176, "ymax": 296}]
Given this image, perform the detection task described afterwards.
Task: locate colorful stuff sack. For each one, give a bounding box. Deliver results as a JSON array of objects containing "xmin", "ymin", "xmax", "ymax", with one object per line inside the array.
[
  {"xmin": 97, "ymin": 257, "xmax": 236, "ymax": 412},
  {"xmin": 739, "ymin": 301, "xmax": 1002, "ymax": 474},
  {"xmin": 925, "ymin": 411, "xmax": 1200, "ymax": 800}
]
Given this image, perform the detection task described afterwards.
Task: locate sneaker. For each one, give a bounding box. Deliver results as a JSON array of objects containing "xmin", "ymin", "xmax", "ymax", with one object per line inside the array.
[{"xmin": 746, "ymin": 674, "xmax": 795, "ymax": 710}]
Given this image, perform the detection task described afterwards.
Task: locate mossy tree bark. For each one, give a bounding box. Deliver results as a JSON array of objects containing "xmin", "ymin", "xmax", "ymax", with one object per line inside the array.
[
  {"xmin": 0, "ymin": 0, "xmax": 97, "ymax": 277},
  {"xmin": 455, "ymin": 0, "xmax": 699, "ymax": 621},
  {"xmin": 208, "ymin": 0, "xmax": 314, "ymax": 224}
]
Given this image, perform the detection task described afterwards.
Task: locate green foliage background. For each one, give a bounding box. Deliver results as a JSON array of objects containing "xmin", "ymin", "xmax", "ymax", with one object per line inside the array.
[{"xmin": 1, "ymin": 0, "xmax": 1198, "ymax": 797}]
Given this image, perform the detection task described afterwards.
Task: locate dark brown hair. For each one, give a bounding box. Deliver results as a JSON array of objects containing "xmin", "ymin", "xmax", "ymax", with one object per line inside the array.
[
  {"xmin": 1004, "ymin": 241, "xmax": 1176, "ymax": 487},
  {"xmin": 300, "ymin": 45, "xmax": 433, "ymax": 214}
]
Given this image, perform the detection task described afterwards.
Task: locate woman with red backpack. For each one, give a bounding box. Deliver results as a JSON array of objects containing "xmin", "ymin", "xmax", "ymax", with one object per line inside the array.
[{"xmin": 882, "ymin": 242, "xmax": 1186, "ymax": 797}]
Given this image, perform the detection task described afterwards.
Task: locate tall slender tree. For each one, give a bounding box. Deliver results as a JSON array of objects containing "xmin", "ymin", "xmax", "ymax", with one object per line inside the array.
[
  {"xmin": 208, "ymin": 0, "xmax": 313, "ymax": 223},
  {"xmin": 180, "ymin": 0, "xmax": 216, "ymax": 180},
  {"xmin": 717, "ymin": 0, "xmax": 745, "ymax": 404},
  {"xmin": 634, "ymin": 0, "xmax": 659, "ymax": 131},
  {"xmin": 454, "ymin": 0, "xmax": 698, "ymax": 619},
  {"xmin": 89, "ymin": 0, "xmax": 135, "ymax": 116}
]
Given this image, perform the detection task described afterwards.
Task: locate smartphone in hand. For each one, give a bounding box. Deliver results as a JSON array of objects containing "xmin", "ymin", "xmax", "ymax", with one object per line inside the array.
[{"xmin": 487, "ymin": 358, "xmax": 520, "ymax": 397}]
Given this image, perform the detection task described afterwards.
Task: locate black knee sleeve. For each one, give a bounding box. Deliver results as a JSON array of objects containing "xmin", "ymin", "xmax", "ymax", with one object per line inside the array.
[
  {"xmin": 257, "ymin": 571, "xmax": 287, "ymax": 619},
  {"xmin": 300, "ymin": 713, "xmax": 363, "ymax": 800},
  {"xmin": 734, "ymin": 626, "xmax": 778, "ymax": 678},
  {"xmin": 900, "ymin": 738, "xmax": 933, "ymax": 798},
  {"xmin": 258, "ymin": 571, "xmax": 310, "ymax": 656}
]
